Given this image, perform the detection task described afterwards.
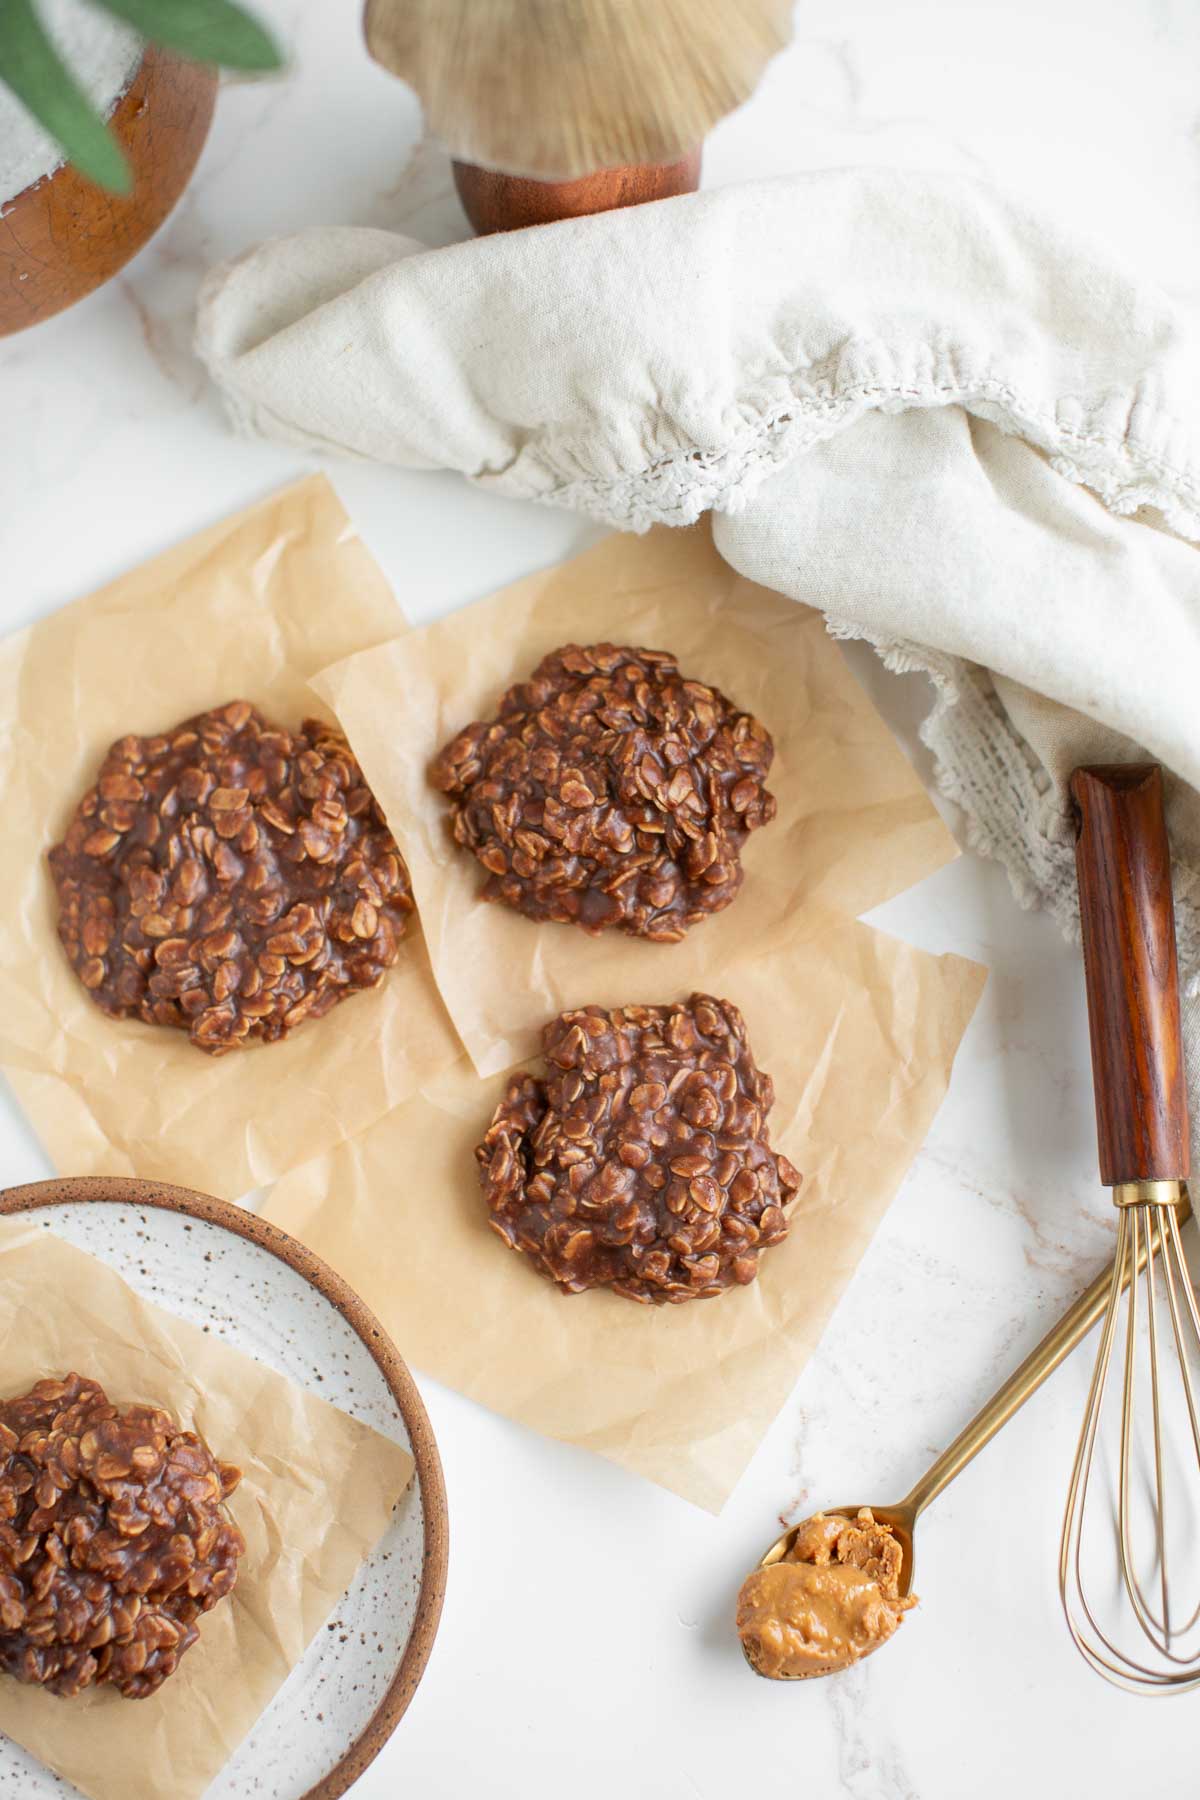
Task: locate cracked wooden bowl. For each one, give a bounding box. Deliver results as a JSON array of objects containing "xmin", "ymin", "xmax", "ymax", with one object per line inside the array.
[{"xmin": 0, "ymin": 47, "xmax": 217, "ymax": 337}]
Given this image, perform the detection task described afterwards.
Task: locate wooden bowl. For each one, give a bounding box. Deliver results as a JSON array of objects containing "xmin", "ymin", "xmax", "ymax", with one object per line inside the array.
[
  {"xmin": 0, "ymin": 1174, "xmax": 449, "ymax": 1799},
  {"xmin": 452, "ymin": 147, "xmax": 701, "ymax": 234},
  {"xmin": 0, "ymin": 46, "xmax": 217, "ymax": 337}
]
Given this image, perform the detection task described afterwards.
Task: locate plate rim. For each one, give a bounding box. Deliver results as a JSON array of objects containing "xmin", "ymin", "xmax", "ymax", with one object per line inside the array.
[{"xmin": 0, "ymin": 1174, "xmax": 449, "ymax": 1800}]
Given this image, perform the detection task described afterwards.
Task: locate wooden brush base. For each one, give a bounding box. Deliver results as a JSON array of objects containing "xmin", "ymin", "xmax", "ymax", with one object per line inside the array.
[{"xmin": 452, "ymin": 148, "xmax": 702, "ymax": 235}]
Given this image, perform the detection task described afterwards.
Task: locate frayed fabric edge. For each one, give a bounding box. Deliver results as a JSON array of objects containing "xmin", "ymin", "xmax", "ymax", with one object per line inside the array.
[
  {"xmin": 824, "ymin": 614, "xmax": 1200, "ymax": 1012},
  {"xmin": 534, "ymin": 383, "xmax": 1200, "ymax": 544},
  {"xmin": 535, "ymin": 373, "xmax": 1200, "ymax": 1009}
]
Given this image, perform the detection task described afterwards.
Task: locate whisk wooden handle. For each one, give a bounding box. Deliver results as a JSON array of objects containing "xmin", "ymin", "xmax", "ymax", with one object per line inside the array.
[{"xmin": 1071, "ymin": 764, "xmax": 1189, "ymax": 1185}]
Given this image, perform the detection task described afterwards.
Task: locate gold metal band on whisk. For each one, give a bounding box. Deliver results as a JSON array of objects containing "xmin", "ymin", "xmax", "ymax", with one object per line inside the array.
[{"xmin": 1111, "ymin": 1180, "xmax": 1188, "ymax": 1209}]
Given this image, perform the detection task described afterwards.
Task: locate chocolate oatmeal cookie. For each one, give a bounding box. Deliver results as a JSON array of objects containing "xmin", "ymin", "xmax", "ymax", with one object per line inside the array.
[
  {"xmin": 430, "ymin": 644, "xmax": 776, "ymax": 940},
  {"xmin": 0, "ymin": 1374, "xmax": 244, "ymax": 1699},
  {"xmin": 49, "ymin": 701, "xmax": 414, "ymax": 1054},
  {"xmin": 477, "ymin": 994, "xmax": 800, "ymax": 1303}
]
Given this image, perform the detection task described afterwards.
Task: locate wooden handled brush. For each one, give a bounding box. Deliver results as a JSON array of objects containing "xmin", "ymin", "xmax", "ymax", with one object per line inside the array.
[{"xmin": 364, "ymin": 0, "xmax": 793, "ymax": 233}]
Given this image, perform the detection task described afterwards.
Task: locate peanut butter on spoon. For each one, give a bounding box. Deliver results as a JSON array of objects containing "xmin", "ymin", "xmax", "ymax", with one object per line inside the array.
[
  {"xmin": 737, "ymin": 1509, "xmax": 917, "ymax": 1680},
  {"xmin": 738, "ymin": 1188, "xmax": 1200, "ymax": 1682}
]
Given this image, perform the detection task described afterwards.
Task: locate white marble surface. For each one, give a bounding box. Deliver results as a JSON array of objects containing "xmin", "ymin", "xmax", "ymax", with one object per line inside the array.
[{"xmin": 1, "ymin": 1, "xmax": 1198, "ymax": 1795}]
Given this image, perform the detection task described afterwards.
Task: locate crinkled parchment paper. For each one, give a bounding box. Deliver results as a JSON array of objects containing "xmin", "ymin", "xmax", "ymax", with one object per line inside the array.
[
  {"xmin": 313, "ymin": 521, "xmax": 959, "ymax": 1077},
  {"xmin": 265, "ymin": 911, "xmax": 985, "ymax": 1512},
  {"xmin": 0, "ymin": 1219, "xmax": 413, "ymax": 1800},
  {"xmin": 0, "ymin": 477, "xmax": 457, "ymax": 1199}
]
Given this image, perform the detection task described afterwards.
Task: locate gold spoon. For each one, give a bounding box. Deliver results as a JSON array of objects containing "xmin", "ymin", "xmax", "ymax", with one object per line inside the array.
[{"xmin": 744, "ymin": 1196, "xmax": 1192, "ymax": 1678}]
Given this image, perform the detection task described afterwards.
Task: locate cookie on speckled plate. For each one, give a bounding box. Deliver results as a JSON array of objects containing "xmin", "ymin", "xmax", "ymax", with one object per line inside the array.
[
  {"xmin": 0, "ymin": 1178, "xmax": 445, "ymax": 1800},
  {"xmin": 0, "ymin": 1373, "xmax": 245, "ymax": 1700}
]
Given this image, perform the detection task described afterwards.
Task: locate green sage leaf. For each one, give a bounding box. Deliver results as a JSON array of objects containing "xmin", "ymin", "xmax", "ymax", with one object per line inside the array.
[
  {"xmin": 92, "ymin": 0, "xmax": 283, "ymax": 71},
  {"xmin": 0, "ymin": 0, "xmax": 131, "ymax": 192}
]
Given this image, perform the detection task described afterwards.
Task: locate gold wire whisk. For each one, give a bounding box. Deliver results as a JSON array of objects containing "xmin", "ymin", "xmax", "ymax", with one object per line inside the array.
[{"xmin": 1062, "ymin": 767, "xmax": 1195, "ymax": 1694}]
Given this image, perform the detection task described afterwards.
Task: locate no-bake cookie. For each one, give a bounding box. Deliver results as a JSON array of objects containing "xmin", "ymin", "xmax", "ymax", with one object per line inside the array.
[
  {"xmin": 0, "ymin": 1373, "xmax": 244, "ymax": 1699},
  {"xmin": 477, "ymin": 994, "xmax": 800, "ymax": 1303},
  {"xmin": 431, "ymin": 644, "xmax": 776, "ymax": 940},
  {"xmin": 49, "ymin": 701, "xmax": 414, "ymax": 1054}
]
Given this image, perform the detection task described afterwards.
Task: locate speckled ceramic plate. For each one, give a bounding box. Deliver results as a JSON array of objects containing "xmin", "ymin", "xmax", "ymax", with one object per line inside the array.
[{"xmin": 0, "ymin": 1177, "xmax": 448, "ymax": 1800}]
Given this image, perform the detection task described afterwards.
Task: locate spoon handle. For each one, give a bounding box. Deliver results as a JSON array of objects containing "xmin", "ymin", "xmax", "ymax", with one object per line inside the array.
[
  {"xmin": 902, "ymin": 1204, "xmax": 1186, "ymax": 1518},
  {"xmin": 904, "ymin": 762, "xmax": 1192, "ymax": 1520}
]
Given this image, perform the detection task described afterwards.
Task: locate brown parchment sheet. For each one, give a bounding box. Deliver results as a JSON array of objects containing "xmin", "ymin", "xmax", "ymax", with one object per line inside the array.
[
  {"xmin": 265, "ymin": 912, "xmax": 986, "ymax": 1513},
  {"xmin": 0, "ymin": 1219, "xmax": 413, "ymax": 1800},
  {"xmin": 0, "ymin": 476, "xmax": 458, "ymax": 1199},
  {"xmin": 313, "ymin": 521, "xmax": 959, "ymax": 1078}
]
